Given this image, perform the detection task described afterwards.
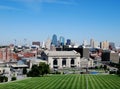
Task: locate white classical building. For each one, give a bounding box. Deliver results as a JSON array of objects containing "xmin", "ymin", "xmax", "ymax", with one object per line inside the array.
[
  {"xmin": 41, "ymin": 50, "xmax": 94, "ymax": 69},
  {"xmin": 41, "ymin": 50, "xmax": 81, "ymax": 69}
]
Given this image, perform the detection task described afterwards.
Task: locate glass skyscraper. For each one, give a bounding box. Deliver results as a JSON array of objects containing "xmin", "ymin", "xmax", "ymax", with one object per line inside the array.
[
  {"xmin": 66, "ymin": 39, "xmax": 71, "ymax": 45},
  {"xmin": 59, "ymin": 36, "xmax": 65, "ymax": 46},
  {"xmin": 51, "ymin": 34, "xmax": 57, "ymax": 46}
]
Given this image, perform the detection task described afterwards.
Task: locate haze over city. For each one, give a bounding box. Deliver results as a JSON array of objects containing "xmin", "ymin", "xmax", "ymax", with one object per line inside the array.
[{"xmin": 0, "ymin": 0, "xmax": 120, "ymax": 46}]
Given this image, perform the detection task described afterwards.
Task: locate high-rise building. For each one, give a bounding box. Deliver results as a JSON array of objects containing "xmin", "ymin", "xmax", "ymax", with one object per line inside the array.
[
  {"xmin": 42, "ymin": 41, "xmax": 45, "ymax": 48},
  {"xmin": 94, "ymin": 41, "xmax": 99, "ymax": 48},
  {"xmin": 90, "ymin": 39, "xmax": 94, "ymax": 48},
  {"xmin": 57, "ymin": 41, "xmax": 60, "ymax": 47},
  {"xmin": 59, "ymin": 36, "xmax": 65, "ymax": 46},
  {"xmin": 109, "ymin": 42, "xmax": 115, "ymax": 50},
  {"xmin": 45, "ymin": 38, "xmax": 51, "ymax": 50},
  {"xmin": 51, "ymin": 34, "xmax": 57, "ymax": 47},
  {"xmin": 100, "ymin": 41, "xmax": 109, "ymax": 50},
  {"xmin": 90, "ymin": 39, "xmax": 98, "ymax": 48},
  {"xmin": 83, "ymin": 40, "xmax": 87, "ymax": 46},
  {"xmin": 66, "ymin": 39, "xmax": 71, "ymax": 45}
]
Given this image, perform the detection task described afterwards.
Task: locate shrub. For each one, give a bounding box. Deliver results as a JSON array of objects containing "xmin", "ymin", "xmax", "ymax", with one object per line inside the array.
[
  {"xmin": 55, "ymin": 71, "xmax": 61, "ymax": 74},
  {"xmin": 23, "ymin": 68, "xmax": 27, "ymax": 75},
  {"xmin": 95, "ymin": 66, "xmax": 98, "ymax": 69},
  {"xmin": 117, "ymin": 70, "xmax": 120, "ymax": 76},
  {"xmin": 0, "ymin": 76, "xmax": 8, "ymax": 83},
  {"xmin": 109, "ymin": 71, "xmax": 116, "ymax": 74},
  {"xmin": 100, "ymin": 65, "xmax": 103, "ymax": 69},
  {"xmin": 11, "ymin": 77, "xmax": 16, "ymax": 81},
  {"xmin": 4, "ymin": 76, "xmax": 8, "ymax": 82},
  {"xmin": 0, "ymin": 76, "xmax": 4, "ymax": 82}
]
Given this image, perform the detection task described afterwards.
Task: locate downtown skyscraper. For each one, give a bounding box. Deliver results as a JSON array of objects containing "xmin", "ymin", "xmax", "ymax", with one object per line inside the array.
[
  {"xmin": 59, "ymin": 36, "xmax": 65, "ymax": 46},
  {"xmin": 51, "ymin": 34, "xmax": 57, "ymax": 47}
]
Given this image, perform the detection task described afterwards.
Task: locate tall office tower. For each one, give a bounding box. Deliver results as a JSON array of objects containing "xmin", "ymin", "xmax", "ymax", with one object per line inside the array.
[
  {"xmin": 66, "ymin": 39, "xmax": 71, "ymax": 45},
  {"xmin": 90, "ymin": 38, "xmax": 94, "ymax": 48},
  {"xmin": 45, "ymin": 38, "xmax": 51, "ymax": 50},
  {"xmin": 90, "ymin": 39, "xmax": 98, "ymax": 48},
  {"xmin": 94, "ymin": 41, "xmax": 99, "ymax": 48},
  {"xmin": 100, "ymin": 40, "xmax": 109, "ymax": 50},
  {"xmin": 42, "ymin": 41, "xmax": 45, "ymax": 48},
  {"xmin": 51, "ymin": 34, "xmax": 57, "ymax": 47},
  {"xmin": 83, "ymin": 40, "xmax": 87, "ymax": 46},
  {"xmin": 59, "ymin": 36, "xmax": 65, "ymax": 46}
]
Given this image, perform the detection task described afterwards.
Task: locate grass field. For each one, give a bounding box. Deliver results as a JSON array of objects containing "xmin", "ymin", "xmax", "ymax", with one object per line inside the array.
[{"xmin": 0, "ymin": 74, "xmax": 120, "ymax": 89}]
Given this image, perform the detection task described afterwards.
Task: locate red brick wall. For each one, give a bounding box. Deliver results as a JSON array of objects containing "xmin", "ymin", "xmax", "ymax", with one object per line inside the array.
[
  {"xmin": 23, "ymin": 52, "xmax": 35, "ymax": 58},
  {"xmin": 0, "ymin": 51, "xmax": 3, "ymax": 59}
]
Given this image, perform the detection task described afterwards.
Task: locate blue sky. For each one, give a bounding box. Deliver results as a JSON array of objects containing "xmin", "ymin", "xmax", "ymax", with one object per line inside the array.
[{"xmin": 0, "ymin": 0, "xmax": 120, "ymax": 46}]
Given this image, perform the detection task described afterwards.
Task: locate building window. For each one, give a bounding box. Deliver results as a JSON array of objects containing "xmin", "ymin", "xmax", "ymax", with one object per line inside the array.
[
  {"xmin": 62, "ymin": 59, "xmax": 66, "ymax": 66},
  {"xmin": 53, "ymin": 59, "xmax": 58, "ymax": 65},
  {"xmin": 71, "ymin": 58, "xmax": 75, "ymax": 64}
]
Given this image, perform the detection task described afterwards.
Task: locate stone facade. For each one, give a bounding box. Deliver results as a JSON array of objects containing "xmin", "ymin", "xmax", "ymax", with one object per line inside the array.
[
  {"xmin": 42, "ymin": 51, "xmax": 81, "ymax": 69},
  {"xmin": 110, "ymin": 53, "xmax": 119, "ymax": 63}
]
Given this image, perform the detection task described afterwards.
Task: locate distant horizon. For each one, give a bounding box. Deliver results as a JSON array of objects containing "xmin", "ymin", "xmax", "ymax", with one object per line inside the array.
[
  {"xmin": 0, "ymin": 0, "xmax": 120, "ymax": 46},
  {"xmin": 0, "ymin": 36, "xmax": 119, "ymax": 47}
]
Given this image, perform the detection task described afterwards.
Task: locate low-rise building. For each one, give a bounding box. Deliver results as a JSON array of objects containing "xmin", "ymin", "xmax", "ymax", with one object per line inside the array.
[{"xmin": 110, "ymin": 53, "xmax": 119, "ymax": 63}]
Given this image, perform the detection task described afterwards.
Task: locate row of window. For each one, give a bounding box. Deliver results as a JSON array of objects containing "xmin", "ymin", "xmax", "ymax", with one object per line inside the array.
[{"xmin": 53, "ymin": 58, "xmax": 75, "ymax": 66}]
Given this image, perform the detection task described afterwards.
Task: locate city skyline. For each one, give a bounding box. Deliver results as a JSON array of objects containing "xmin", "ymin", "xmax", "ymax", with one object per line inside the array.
[{"xmin": 0, "ymin": 0, "xmax": 120, "ymax": 46}]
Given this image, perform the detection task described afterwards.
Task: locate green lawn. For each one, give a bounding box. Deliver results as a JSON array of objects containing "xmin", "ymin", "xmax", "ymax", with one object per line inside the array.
[{"xmin": 0, "ymin": 74, "xmax": 120, "ymax": 89}]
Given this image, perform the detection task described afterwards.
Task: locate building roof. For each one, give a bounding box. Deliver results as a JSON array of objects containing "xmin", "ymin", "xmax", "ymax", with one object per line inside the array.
[
  {"xmin": 44, "ymin": 50, "xmax": 80, "ymax": 57},
  {"xmin": 11, "ymin": 64, "xmax": 28, "ymax": 68},
  {"xmin": 31, "ymin": 59, "xmax": 47, "ymax": 63},
  {"xmin": 21, "ymin": 58, "xmax": 47, "ymax": 64}
]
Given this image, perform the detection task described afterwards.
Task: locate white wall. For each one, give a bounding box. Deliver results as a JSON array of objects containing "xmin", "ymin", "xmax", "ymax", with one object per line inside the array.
[{"xmin": 48, "ymin": 57, "xmax": 81, "ymax": 69}]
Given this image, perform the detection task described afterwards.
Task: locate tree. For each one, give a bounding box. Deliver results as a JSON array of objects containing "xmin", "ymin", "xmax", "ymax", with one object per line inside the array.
[
  {"xmin": 27, "ymin": 63, "xmax": 50, "ymax": 77},
  {"xmin": 39, "ymin": 62, "xmax": 50, "ymax": 76},
  {"xmin": 27, "ymin": 65, "xmax": 40, "ymax": 77},
  {"xmin": 100, "ymin": 65, "xmax": 103, "ymax": 69},
  {"xmin": 103, "ymin": 65, "xmax": 107, "ymax": 72}
]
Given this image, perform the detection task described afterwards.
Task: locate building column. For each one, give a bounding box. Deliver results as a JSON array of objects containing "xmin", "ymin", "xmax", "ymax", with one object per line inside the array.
[
  {"xmin": 58, "ymin": 58, "xmax": 62, "ymax": 69},
  {"xmin": 48, "ymin": 57, "xmax": 53, "ymax": 69},
  {"xmin": 66, "ymin": 58, "xmax": 71, "ymax": 68},
  {"xmin": 75, "ymin": 57, "xmax": 81, "ymax": 68}
]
